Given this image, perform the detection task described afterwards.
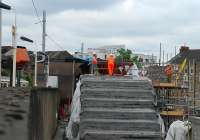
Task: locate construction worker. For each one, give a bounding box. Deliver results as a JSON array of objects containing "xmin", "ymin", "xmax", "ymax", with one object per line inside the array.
[
  {"xmin": 127, "ymin": 62, "xmax": 139, "ymax": 77},
  {"xmin": 92, "ymin": 52, "xmax": 98, "ymax": 75},
  {"xmin": 107, "ymin": 53, "xmax": 115, "ymax": 76},
  {"xmin": 165, "ymin": 64, "xmax": 173, "ymax": 82}
]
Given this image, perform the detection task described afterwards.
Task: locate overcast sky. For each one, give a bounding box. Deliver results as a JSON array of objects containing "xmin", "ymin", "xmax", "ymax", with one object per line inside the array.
[{"xmin": 2, "ymin": 0, "xmax": 200, "ymax": 59}]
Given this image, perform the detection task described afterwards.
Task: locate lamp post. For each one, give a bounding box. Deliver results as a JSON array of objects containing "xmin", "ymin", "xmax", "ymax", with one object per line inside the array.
[
  {"xmin": 20, "ymin": 36, "xmax": 37, "ymax": 87},
  {"xmin": 0, "ymin": 1, "xmax": 11, "ymax": 87}
]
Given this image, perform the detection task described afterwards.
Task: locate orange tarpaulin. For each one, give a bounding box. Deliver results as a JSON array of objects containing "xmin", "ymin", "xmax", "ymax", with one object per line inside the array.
[
  {"xmin": 16, "ymin": 47, "xmax": 30, "ymax": 69},
  {"xmin": 16, "ymin": 48, "xmax": 30, "ymax": 63}
]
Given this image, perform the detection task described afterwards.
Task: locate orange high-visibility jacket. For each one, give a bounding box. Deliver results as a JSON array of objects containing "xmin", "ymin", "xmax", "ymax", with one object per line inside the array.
[{"xmin": 107, "ymin": 54, "xmax": 115, "ymax": 75}]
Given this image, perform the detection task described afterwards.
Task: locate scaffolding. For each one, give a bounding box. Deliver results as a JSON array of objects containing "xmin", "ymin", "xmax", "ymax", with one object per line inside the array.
[{"xmin": 147, "ymin": 61, "xmax": 200, "ymax": 131}]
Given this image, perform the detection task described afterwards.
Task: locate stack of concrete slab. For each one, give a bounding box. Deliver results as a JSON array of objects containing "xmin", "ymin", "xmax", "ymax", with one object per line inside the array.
[{"xmin": 79, "ymin": 75, "xmax": 161, "ymax": 140}]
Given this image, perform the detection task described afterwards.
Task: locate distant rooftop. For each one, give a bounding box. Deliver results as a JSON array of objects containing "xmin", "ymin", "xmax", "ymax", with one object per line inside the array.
[{"xmin": 169, "ymin": 46, "xmax": 200, "ymax": 64}]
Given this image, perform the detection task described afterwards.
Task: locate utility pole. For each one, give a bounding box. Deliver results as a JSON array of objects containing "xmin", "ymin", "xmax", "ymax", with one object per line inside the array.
[
  {"xmin": 12, "ymin": 23, "xmax": 17, "ymax": 87},
  {"xmin": 42, "ymin": 10, "xmax": 48, "ymax": 87},
  {"xmin": 163, "ymin": 50, "xmax": 165, "ymax": 66},
  {"xmin": 81, "ymin": 42, "xmax": 84, "ymax": 58},
  {"xmin": 42, "ymin": 11, "xmax": 46, "ymax": 53},
  {"xmin": 159, "ymin": 43, "xmax": 162, "ymax": 66}
]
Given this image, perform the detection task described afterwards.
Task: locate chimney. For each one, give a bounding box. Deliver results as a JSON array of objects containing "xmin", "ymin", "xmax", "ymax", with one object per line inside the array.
[{"xmin": 180, "ymin": 46, "xmax": 189, "ymax": 53}]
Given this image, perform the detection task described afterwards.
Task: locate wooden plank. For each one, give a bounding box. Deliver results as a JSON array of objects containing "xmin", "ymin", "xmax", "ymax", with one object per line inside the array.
[{"xmin": 160, "ymin": 110, "xmax": 184, "ymax": 116}]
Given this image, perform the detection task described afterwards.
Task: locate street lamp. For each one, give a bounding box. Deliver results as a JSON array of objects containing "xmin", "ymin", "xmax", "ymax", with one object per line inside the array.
[
  {"xmin": 0, "ymin": 2, "xmax": 11, "ymax": 10},
  {"xmin": 0, "ymin": 1, "xmax": 11, "ymax": 87},
  {"xmin": 20, "ymin": 36, "xmax": 37, "ymax": 87},
  {"xmin": 20, "ymin": 36, "xmax": 33, "ymax": 43}
]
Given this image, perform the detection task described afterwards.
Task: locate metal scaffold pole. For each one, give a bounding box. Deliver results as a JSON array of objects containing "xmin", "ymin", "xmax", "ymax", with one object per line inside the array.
[{"xmin": 159, "ymin": 43, "xmax": 161, "ymax": 66}]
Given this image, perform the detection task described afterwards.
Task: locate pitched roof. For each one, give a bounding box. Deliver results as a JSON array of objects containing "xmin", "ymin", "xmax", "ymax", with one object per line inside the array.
[
  {"xmin": 46, "ymin": 51, "xmax": 73, "ymax": 61},
  {"xmin": 169, "ymin": 49, "xmax": 200, "ymax": 64}
]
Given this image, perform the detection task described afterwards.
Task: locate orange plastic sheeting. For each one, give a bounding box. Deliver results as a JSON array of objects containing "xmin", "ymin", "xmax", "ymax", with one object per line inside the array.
[{"xmin": 16, "ymin": 48, "xmax": 30, "ymax": 63}]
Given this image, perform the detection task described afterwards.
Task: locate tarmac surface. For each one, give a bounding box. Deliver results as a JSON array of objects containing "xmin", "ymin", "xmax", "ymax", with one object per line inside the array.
[{"xmin": 0, "ymin": 88, "xmax": 30, "ymax": 140}]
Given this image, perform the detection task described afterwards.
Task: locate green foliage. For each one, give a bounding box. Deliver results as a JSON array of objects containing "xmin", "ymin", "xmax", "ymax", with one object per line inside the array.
[
  {"xmin": 24, "ymin": 74, "xmax": 33, "ymax": 87},
  {"xmin": 2, "ymin": 69, "xmax": 10, "ymax": 76},
  {"xmin": 131, "ymin": 55, "xmax": 142, "ymax": 69},
  {"xmin": 116, "ymin": 48, "xmax": 132, "ymax": 61},
  {"xmin": 116, "ymin": 48, "xmax": 143, "ymax": 69}
]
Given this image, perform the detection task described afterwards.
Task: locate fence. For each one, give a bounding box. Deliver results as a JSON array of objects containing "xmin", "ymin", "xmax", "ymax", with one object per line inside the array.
[{"xmin": 29, "ymin": 88, "xmax": 59, "ymax": 140}]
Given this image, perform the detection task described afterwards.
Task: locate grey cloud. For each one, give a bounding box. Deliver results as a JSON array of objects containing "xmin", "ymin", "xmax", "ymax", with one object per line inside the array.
[
  {"xmin": 2, "ymin": 0, "xmax": 200, "ymax": 56},
  {"xmin": 4, "ymin": 0, "xmax": 123, "ymax": 16}
]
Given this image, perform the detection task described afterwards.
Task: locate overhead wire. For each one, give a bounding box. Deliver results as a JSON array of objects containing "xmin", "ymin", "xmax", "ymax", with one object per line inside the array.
[
  {"xmin": 31, "ymin": 0, "xmax": 66, "ymax": 51},
  {"xmin": 31, "ymin": 0, "xmax": 42, "ymax": 26},
  {"xmin": 46, "ymin": 34, "xmax": 66, "ymax": 51}
]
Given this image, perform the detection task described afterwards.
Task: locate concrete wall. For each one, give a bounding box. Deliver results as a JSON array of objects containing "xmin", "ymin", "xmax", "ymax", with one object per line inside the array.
[
  {"xmin": 29, "ymin": 88, "xmax": 59, "ymax": 140},
  {"xmin": 37, "ymin": 61, "xmax": 82, "ymax": 99},
  {"xmin": 190, "ymin": 116, "xmax": 200, "ymax": 140}
]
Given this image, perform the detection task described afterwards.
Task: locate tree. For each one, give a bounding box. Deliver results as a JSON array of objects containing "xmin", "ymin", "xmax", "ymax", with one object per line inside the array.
[
  {"xmin": 117, "ymin": 48, "xmax": 132, "ymax": 61},
  {"xmin": 131, "ymin": 55, "xmax": 142, "ymax": 69},
  {"xmin": 116, "ymin": 48, "xmax": 143, "ymax": 68}
]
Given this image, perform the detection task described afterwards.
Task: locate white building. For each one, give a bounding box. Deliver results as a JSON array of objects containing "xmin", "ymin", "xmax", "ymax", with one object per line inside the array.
[
  {"xmin": 133, "ymin": 53, "xmax": 157, "ymax": 64},
  {"xmin": 87, "ymin": 44, "xmax": 125, "ymax": 59},
  {"xmin": 73, "ymin": 52, "xmax": 92, "ymax": 60}
]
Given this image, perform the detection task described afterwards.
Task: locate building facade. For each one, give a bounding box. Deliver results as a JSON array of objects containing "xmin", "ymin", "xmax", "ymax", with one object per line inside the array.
[
  {"xmin": 73, "ymin": 52, "xmax": 92, "ymax": 60},
  {"xmin": 133, "ymin": 53, "xmax": 157, "ymax": 64},
  {"xmin": 87, "ymin": 44, "xmax": 125, "ymax": 59},
  {"xmin": 169, "ymin": 46, "xmax": 200, "ymax": 91}
]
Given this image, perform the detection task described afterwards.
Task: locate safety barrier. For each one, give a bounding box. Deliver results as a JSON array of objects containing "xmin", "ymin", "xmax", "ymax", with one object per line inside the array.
[{"xmin": 29, "ymin": 88, "xmax": 59, "ymax": 140}]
